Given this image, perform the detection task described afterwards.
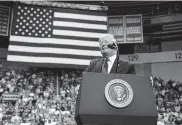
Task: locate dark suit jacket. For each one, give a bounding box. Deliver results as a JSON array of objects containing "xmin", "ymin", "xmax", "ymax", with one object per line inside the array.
[{"xmin": 86, "ymin": 57, "xmax": 135, "ymax": 74}]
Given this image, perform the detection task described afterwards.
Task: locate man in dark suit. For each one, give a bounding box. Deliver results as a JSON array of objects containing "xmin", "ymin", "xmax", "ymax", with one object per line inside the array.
[
  {"xmin": 86, "ymin": 34, "xmax": 135, "ymax": 74},
  {"xmin": 75, "ymin": 34, "xmax": 135, "ymax": 125}
]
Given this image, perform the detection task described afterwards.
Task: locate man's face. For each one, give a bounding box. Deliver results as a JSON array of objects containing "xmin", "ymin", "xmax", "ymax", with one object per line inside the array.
[{"xmin": 99, "ymin": 36, "xmax": 116, "ymax": 58}]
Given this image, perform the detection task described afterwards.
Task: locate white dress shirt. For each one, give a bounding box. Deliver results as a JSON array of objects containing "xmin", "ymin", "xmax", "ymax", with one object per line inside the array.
[{"xmin": 107, "ymin": 54, "xmax": 117, "ymax": 73}]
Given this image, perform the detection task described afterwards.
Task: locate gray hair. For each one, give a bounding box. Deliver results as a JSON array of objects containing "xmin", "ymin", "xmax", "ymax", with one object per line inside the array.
[{"xmin": 99, "ymin": 34, "xmax": 116, "ymax": 43}]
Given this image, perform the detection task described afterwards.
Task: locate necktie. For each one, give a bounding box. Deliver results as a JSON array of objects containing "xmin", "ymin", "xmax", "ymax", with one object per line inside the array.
[{"xmin": 102, "ymin": 58, "xmax": 108, "ymax": 73}]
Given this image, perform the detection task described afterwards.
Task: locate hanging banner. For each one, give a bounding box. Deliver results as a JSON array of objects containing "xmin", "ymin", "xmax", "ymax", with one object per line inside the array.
[
  {"xmin": 108, "ymin": 16, "xmax": 124, "ymax": 43},
  {"xmin": 125, "ymin": 15, "xmax": 143, "ymax": 43},
  {"xmin": 0, "ymin": 5, "xmax": 10, "ymax": 36},
  {"xmin": 108, "ymin": 14, "xmax": 143, "ymax": 44}
]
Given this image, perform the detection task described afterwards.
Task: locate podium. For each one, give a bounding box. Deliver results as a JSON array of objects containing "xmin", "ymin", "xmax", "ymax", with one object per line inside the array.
[{"xmin": 75, "ymin": 72, "xmax": 157, "ymax": 125}]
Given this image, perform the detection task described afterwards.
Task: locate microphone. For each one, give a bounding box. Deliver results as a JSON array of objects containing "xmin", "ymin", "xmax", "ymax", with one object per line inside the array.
[
  {"xmin": 108, "ymin": 42, "xmax": 119, "ymax": 56},
  {"xmin": 107, "ymin": 43, "xmax": 116, "ymax": 49}
]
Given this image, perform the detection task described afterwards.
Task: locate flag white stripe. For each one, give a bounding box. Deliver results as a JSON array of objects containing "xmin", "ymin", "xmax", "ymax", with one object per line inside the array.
[
  {"xmin": 53, "ymin": 21, "xmax": 107, "ymax": 30},
  {"xmin": 54, "ymin": 12, "xmax": 107, "ymax": 22},
  {"xmin": 7, "ymin": 55, "xmax": 91, "ymax": 65},
  {"xmin": 53, "ymin": 30, "xmax": 105, "ymax": 38},
  {"xmin": 10, "ymin": 36, "xmax": 100, "ymax": 47},
  {"xmin": 8, "ymin": 45, "xmax": 102, "ymax": 56}
]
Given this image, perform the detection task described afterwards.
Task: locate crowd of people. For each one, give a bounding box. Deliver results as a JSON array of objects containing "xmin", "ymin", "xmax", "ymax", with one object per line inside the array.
[
  {"xmin": 0, "ymin": 68, "xmax": 83, "ymax": 125},
  {"xmin": 0, "ymin": 67, "xmax": 182, "ymax": 125},
  {"xmin": 152, "ymin": 77, "xmax": 182, "ymax": 125}
]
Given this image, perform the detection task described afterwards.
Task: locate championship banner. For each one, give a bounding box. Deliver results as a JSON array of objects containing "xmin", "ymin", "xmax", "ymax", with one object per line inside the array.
[
  {"xmin": 0, "ymin": 5, "xmax": 10, "ymax": 36},
  {"xmin": 108, "ymin": 14, "xmax": 143, "ymax": 44},
  {"xmin": 107, "ymin": 16, "xmax": 124, "ymax": 43},
  {"xmin": 125, "ymin": 15, "xmax": 143, "ymax": 43}
]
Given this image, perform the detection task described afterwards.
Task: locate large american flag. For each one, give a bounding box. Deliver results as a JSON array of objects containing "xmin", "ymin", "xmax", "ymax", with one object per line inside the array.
[{"xmin": 7, "ymin": 4, "xmax": 107, "ymax": 69}]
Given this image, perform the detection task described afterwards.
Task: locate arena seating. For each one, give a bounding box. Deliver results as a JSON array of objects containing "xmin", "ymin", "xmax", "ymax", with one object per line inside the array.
[
  {"xmin": 0, "ymin": 68, "xmax": 181, "ymax": 125},
  {"xmin": 0, "ymin": 68, "xmax": 82, "ymax": 125},
  {"xmin": 152, "ymin": 77, "xmax": 182, "ymax": 125}
]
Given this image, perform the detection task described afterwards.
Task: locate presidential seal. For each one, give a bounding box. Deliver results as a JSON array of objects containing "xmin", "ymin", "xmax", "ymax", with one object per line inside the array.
[{"xmin": 105, "ymin": 79, "xmax": 133, "ymax": 108}]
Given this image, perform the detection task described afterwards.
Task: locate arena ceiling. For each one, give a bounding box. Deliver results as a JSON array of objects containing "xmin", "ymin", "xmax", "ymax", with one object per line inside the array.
[
  {"xmin": 71, "ymin": 1, "xmax": 181, "ymax": 16},
  {"xmin": 2, "ymin": 1, "xmax": 182, "ymax": 16}
]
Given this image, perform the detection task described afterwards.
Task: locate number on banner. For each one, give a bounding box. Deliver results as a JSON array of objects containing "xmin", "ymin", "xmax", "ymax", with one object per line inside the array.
[
  {"xmin": 128, "ymin": 55, "xmax": 138, "ymax": 61},
  {"xmin": 175, "ymin": 52, "xmax": 182, "ymax": 59}
]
